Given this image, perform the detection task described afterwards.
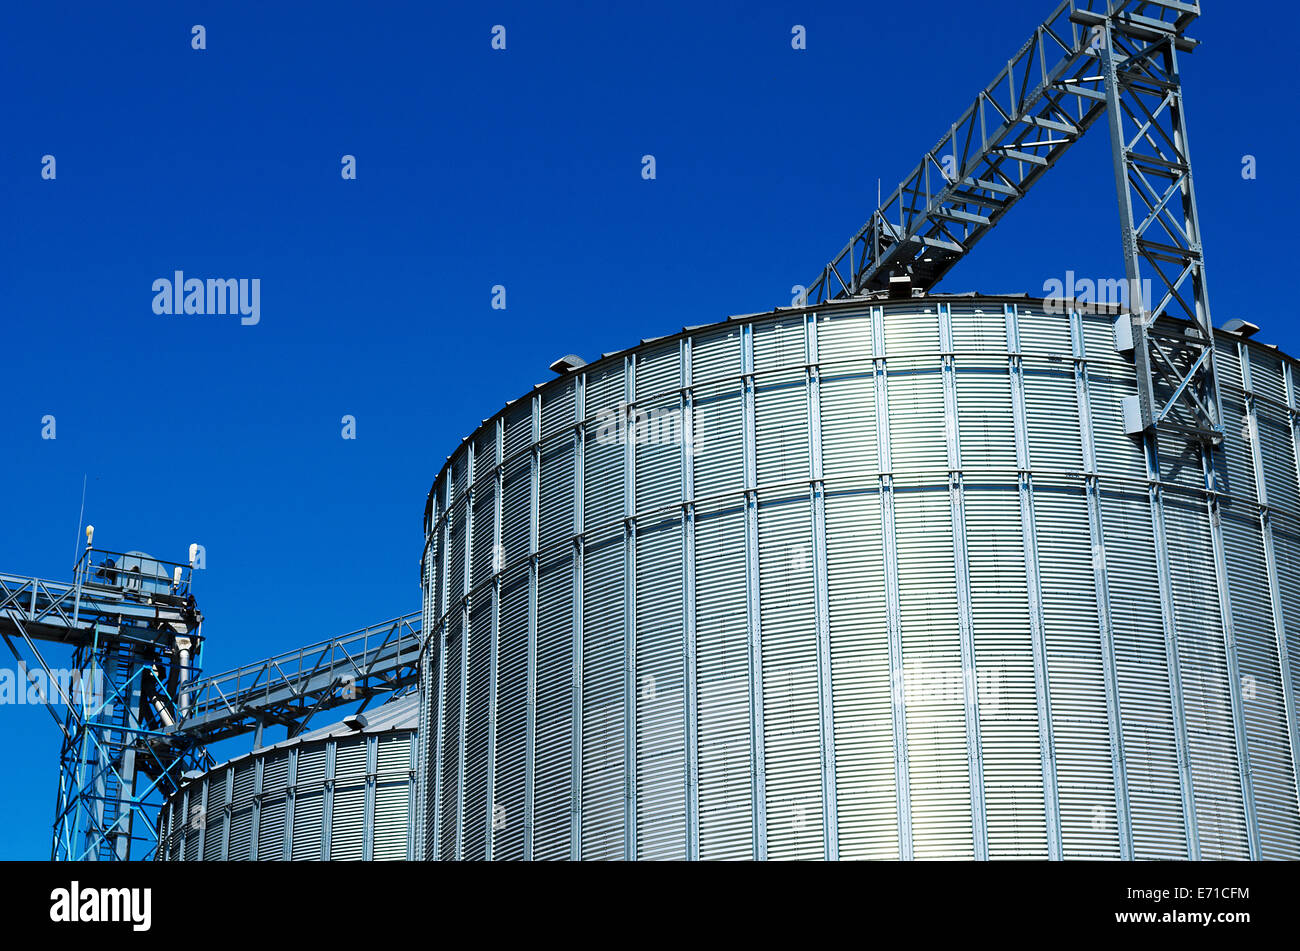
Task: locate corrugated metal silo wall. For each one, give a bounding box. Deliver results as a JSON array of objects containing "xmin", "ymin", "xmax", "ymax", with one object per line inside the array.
[
  {"xmin": 418, "ymin": 297, "xmax": 1300, "ymax": 860},
  {"xmin": 158, "ymin": 728, "xmax": 417, "ymax": 860}
]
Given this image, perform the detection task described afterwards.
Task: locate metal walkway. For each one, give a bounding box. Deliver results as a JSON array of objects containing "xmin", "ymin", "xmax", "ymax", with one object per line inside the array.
[
  {"xmin": 806, "ymin": 0, "xmax": 1219, "ymax": 444},
  {"xmin": 170, "ymin": 611, "xmax": 422, "ymax": 745}
]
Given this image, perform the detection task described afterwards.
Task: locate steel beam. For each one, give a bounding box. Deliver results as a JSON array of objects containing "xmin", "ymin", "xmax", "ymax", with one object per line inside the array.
[
  {"xmin": 741, "ymin": 321, "xmax": 768, "ymax": 860},
  {"xmin": 1006, "ymin": 303, "xmax": 1063, "ymax": 860},
  {"xmin": 486, "ymin": 416, "xmax": 504, "ymax": 860},
  {"xmin": 805, "ymin": 310, "xmax": 839, "ymax": 860},
  {"xmin": 1100, "ymin": 10, "xmax": 1222, "ymax": 444},
  {"xmin": 525, "ymin": 394, "xmax": 541, "ymax": 860},
  {"xmin": 939, "ymin": 302, "xmax": 988, "ymax": 860},
  {"xmin": 572, "ymin": 374, "xmax": 586, "ymax": 859},
  {"xmin": 874, "ymin": 304, "xmax": 913, "ymax": 860},
  {"xmin": 681, "ymin": 336, "xmax": 701, "ymax": 860},
  {"xmin": 623, "ymin": 356, "xmax": 637, "ymax": 860},
  {"xmin": 1239, "ymin": 345, "xmax": 1300, "ymax": 845},
  {"xmin": 1144, "ymin": 431, "xmax": 1199, "ymax": 858}
]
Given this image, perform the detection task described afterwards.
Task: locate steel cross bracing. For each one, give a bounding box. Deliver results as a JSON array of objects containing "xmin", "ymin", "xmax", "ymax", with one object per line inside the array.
[
  {"xmin": 0, "ymin": 550, "xmax": 206, "ymax": 861},
  {"xmin": 806, "ymin": 0, "xmax": 1220, "ymax": 443},
  {"xmin": 1094, "ymin": 4, "xmax": 1221, "ymax": 442},
  {"xmin": 2, "ymin": 549, "xmax": 420, "ymax": 859},
  {"xmin": 169, "ymin": 611, "xmax": 422, "ymax": 746}
]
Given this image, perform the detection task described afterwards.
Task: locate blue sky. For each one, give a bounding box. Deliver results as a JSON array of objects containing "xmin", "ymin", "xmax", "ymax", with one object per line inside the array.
[{"xmin": 0, "ymin": 1, "xmax": 1294, "ymax": 859}]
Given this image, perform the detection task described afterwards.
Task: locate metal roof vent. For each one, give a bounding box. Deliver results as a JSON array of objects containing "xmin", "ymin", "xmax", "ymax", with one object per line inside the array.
[
  {"xmin": 343, "ymin": 713, "xmax": 369, "ymax": 732},
  {"xmin": 1222, "ymin": 318, "xmax": 1261, "ymax": 338},
  {"xmin": 887, "ymin": 271, "xmax": 913, "ymax": 300},
  {"xmin": 549, "ymin": 354, "xmax": 588, "ymax": 375}
]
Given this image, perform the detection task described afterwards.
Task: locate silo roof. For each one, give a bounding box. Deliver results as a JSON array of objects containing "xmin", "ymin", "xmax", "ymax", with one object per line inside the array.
[{"xmin": 207, "ymin": 693, "xmax": 420, "ymax": 771}]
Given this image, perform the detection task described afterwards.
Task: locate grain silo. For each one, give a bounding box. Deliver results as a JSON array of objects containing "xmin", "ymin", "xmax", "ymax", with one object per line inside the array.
[
  {"xmin": 418, "ymin": 295, "xmax": 1300, "ymax": 860},
  {"xmin": 159, "ymin": 694, "xmax": 418, "ymax": 860}
]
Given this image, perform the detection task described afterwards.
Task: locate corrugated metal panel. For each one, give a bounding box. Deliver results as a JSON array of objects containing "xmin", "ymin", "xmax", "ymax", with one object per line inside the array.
[
  {"xmin": 820, "ymin": 372, "xmax": 877, "ymax": 487},
  {"xmin": 256, "ymin": 755, "xmax": 288, "ymax": 861},
  {"xmin": 431, "ymin": 631, "xmax": 447, "ymax": 862},
  {"xmin": 964, "ymin": 484, "xmax": 1047, "ymax": 857},
  {"xmin": 474, "ymin": 428, "xmax": 498, "ymax": 478},
  {"xmin": 373, "ymin": 781, "xmax": 409, "ymax": 861},
  {"xmin": 501, "ymin": 456, "xmax": 531, "ymax": 570},
  {"xmin": 825, "ymin": 488, "xmax": 897, "ymax": 858},
  {"xmin": 182, "ymin": 784, "xmax": 203, "ymax": 861},
  {"xmin": 693, "ymin": 383, "xmax": 743, "ymax": 501},
  {"xmin": 1086, "ymin": 355, "xmax": 1147, "ymax": 483},
  {"xmin": 291, "ymin": 748, "xmax": 324, "ymax": 862},
  {"xmin": 757, "ymin": 493, "xmax": 823, "ymax": 859},
  {"xmin": 585, "ymin": 376, "xmax": 624, "ymax": 533},
  {"xmin": 1101, "ymin": 489, "xmax": 1187, "ymax": 858},
  {"xmin": 471, "ymin": 481, "xmax": 497, "ymax": 586},
  {"xmin": 493, "ymin": 567, "xmax": 529, "ymax": 859},
  {"xmin": 888, "ymin": 370, "xmax": 947, "ymax": 482},
  {"xmin": 755, "ymin": 370, "xmax": 809, "ymax": 488},
  {"xmin": 331, "ymin": 739, "xmax": 367, "ymax": 861},
  {"xmin": 448, "ymin": 499, "xmax": 468, "ymax": 612},
  {"xmin": 1220, "ymin": 498, "xmax": 1300, "ymax": 857},
  {"xmin": 462, "ymin": 597, "xmax": 492, "ymax": 860},
  {"xmin": 636, "ymin": 342, "xmax": 678, "ymax": 402},
  {"xmin": 374, "ymin": 733, "xmax": 413, "ymax": 860},
  {"xmin": 228, "ymin": 760, "xmax": 255, "ymax": 861},
  {"xmin": 542, "ymin": 379, "xmax": 575, "ymax": 442},
  {"xmin": 1259, "ymin": 400, "xmax": 1300, "ymax": 518},
  {"xmin": 693, "ymin": 326, "xmax": 741, "ymax": 382},
  {"xmin": 291, "ymin": 785, "xmax": 325, "ymax": 861},
  {"xmin": 436, "ymin": 613, "xmax": 463, "ymax": 858},
  {"xmin": 894, "ymin": 486, "xmax": 974, "ymax": 859},
  {"xmin": 635, "ymin": 516, "xmax": 686, "ymax": 859},
  {"xmin": 1274, "ymin": 520, "xmax": 1300, "ymax": 841},
  {"xmin": 883, "ymin": 304, "xmax": 971, "ymax": 859},
  {"xmin": 692, "ymin": 327, "xmax": 743, "ymax": 507},
  {"xmin": 504, "ymin": 404, "xmax": 531, "ymax": 466},
  {"xmin": 203, "ymin": 773, "xmax": 227, "ymax": 861},
  {"xmin": 956, "ymin": 361, "xmax": 1016, "ymax": 474},
  {"xmin": 432, "ymin": 520, "xmax": 446, "ymax": 626},
  {"xmin": 949, "ymin": 303, "xmax": 1006, "ymax": 354},
  {"xmin": 1216, "ymin": 345, "xmax": 1258, "ymax": 501},
  {"xmin": 1015, "ymin": 305, "xmax": 1071, "ymax": 357},
  {"xmin": 1022, "ymin": 362, "xmax": 1083, "ymax": 474},
  {"xmin": 1163, "ymin": 493, "xmax": 1248, "ymax": 857},
  {"xmin": 694, "ymin": 501, "xmax": 753, "ymax": 859},
  {"xmin": 540, "ymin": 439, "xmax": 575, "ymax": 548},
  {"xmin": 534, "ymin": 551, "xmax": 575, "ymax": 859},
  {"xmin": 581, "ymin": 530, "xmax": 625, "ymax": 859},
  {"xmin": 884, "ymin": 303, "xmax": 940, "ymax": 356},
  {"xmin": 1033, "ymin": 484, "xmax": 1120, "ymax": 857},
  {"xmin": 635, "ymin": 397, "xmax": 682, "ymax": 515},
  {"xmin": 753, "ymin": 316, "xmax": 805, "ymax": 373},
  {"xmin": 816, "ymin": 307, "xmax": 873, "ymax": 368}
]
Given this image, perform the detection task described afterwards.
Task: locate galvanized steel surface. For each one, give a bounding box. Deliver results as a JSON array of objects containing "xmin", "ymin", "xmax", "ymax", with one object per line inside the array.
[
  {"xmin": 419, "ymin": 296, "xmax": 1300, "ymax": 860},
  {"xmin": 159, "ymin": 696, "xmax": 418, "ymax": 861}
]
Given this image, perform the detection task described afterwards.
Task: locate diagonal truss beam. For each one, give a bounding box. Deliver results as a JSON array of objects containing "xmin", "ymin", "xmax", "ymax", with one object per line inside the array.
[
  {"xmin": 805, "ymin": 0, "xmax": 1217, "ymax": 443},
  {"xmin": 170, "ymin": 611, "xmax": 422, "ymax": 745}
]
